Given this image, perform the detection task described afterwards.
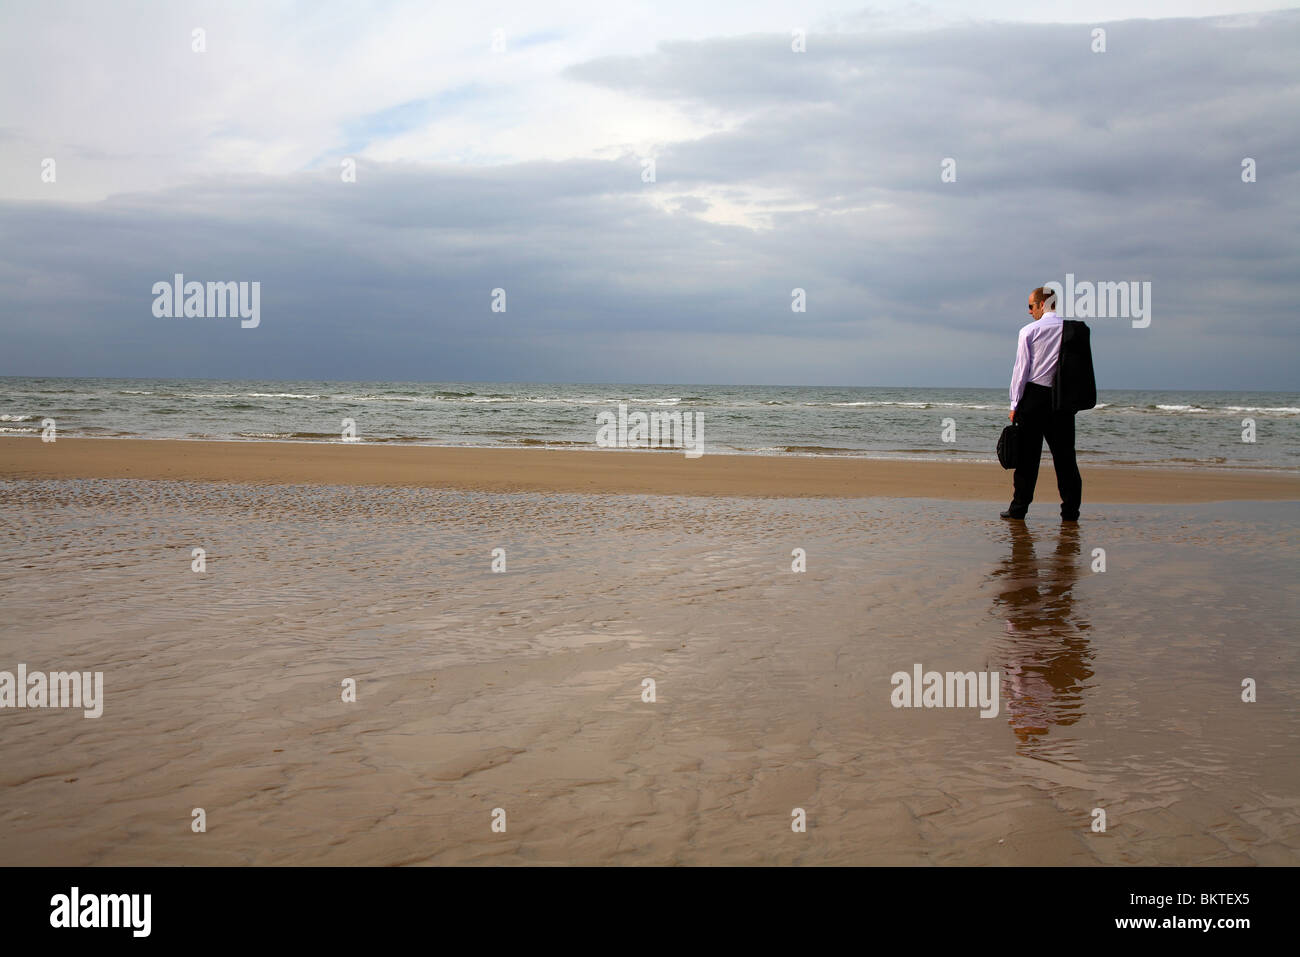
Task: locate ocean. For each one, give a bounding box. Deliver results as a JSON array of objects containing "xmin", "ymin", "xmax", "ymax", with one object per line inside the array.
[{"xmin": 2, "ymin": 377, "xmax": 1297, "ymax": 469}]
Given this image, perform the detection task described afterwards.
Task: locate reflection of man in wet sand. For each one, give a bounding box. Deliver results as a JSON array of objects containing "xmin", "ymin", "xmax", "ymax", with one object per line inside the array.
[{"xmin": 989, "ymin": 522, "xmax": 1094, "ymax": 749}]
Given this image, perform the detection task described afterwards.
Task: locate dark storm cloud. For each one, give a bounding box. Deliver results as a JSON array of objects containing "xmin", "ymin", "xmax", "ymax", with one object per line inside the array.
[{"xmin": 1, "ymin": 11, "xmax": 1296, "ymax": 388}]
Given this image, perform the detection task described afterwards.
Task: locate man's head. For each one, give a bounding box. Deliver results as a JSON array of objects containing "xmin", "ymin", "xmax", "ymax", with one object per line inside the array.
[{"xmin": 1028, "ymin": 286, "xmax": 1056, "ymax": 321}]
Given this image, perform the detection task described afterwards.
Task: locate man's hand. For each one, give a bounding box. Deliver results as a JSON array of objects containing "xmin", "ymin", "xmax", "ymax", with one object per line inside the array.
[{"xmin": 1008, "ymin": 410, "xmax": 1015, "ymax": 422}]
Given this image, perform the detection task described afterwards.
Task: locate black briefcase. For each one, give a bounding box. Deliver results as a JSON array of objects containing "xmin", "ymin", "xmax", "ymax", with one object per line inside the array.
[{"xmin": 997, "ymin": 423, "xmax": 1019, "ymax": 469}]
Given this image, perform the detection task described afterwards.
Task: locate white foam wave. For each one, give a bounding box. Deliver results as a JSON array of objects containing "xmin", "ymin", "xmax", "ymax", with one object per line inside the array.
[
  {"xmin": 604, "ymin": 397, "xmax": 682, "ymax": 405},
  {"xmin": 1224, "ymin": 406, "xmax": 1300, "ymax": 414},
  {"xmin": 338, "ymin": 394, "xmax": 424, "ymax": 402},
  {"xmin": 822, "ymin": 400, "xmax": 999, "ymax": 410}
]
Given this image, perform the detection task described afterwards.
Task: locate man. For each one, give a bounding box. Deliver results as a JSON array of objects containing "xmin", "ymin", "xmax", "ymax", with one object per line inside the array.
[{"xmin": 1002, "ymin": 286, "xmax": 1082, "ymax": 522}]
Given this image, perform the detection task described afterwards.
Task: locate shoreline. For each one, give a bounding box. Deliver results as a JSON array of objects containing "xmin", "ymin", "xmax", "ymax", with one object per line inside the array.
[
  {"xmin": 3, "ymin": 437, "xmax": 1298, "ymax": 502},
  {"xmin": 4, "ymin": 433, "xmax": 1295, "ymax": 472}
]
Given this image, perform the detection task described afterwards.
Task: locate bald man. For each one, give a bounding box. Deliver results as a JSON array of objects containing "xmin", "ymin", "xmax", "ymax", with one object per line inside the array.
[{"xmin": 1002, "ymin": 286, "xmax": 1082, "ymax": 522}]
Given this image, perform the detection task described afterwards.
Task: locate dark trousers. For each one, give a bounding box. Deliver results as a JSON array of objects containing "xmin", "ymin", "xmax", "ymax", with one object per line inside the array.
[{"xmin": 1010, "ymin": 382, "xmax": 1082, "ymax": 520}]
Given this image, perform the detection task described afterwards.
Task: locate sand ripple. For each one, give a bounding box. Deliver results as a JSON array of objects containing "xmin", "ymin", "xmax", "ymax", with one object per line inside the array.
[{"xmin": 1, "ymin": 480, "xmax": 1296, "ymax": 864}]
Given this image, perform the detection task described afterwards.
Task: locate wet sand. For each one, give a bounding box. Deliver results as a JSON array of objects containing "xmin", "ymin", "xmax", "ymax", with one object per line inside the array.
[
  {"xmin": 0, "ymin": 478, "xmax": 1296, "ymax": 865},
  {"xmin": 2, "ymin": 437, "xmax": 1299, "ymax": 501}
]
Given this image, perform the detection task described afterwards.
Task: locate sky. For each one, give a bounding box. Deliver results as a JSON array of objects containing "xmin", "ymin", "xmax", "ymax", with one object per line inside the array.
[{"xmin": 0, "ymin": 0, "xmax": 1296, "ymax": 390}]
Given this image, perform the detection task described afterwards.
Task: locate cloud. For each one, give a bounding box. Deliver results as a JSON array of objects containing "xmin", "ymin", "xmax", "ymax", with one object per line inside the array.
[{"xmin": 0, "ymin": 7, "xmax": 1296, "ymax": 389}]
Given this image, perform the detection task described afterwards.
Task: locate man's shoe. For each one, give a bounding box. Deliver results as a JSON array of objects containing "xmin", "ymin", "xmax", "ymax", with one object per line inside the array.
[{"xmin": 1000, "ymin": 509, "xmax": 1026, "ymax": 520}]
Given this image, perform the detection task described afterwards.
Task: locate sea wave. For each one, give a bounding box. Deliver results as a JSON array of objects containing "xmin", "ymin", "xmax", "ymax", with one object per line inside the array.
[
  {"xmin": 1143, "ymin": 404, "xmax": 1300, "ymax": 415},
  {"xmin": 602, "ymin": 397, "xmax": 683, "ymax": 406},
  {"xmin": 780, "ymin": 445, "xmax": 861, "ymax": 455},
  {"xmin": 820, "ymin": 400, "xmax": 1000, "ymax": 411},
  {"xmin": 339, "ymin": 393, "xmax": 424, "ymax": 402}
]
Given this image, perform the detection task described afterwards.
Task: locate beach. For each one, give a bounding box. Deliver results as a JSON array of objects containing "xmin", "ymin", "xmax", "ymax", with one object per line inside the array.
[
  {"xmin": 3, "ymin": 437, "xmax": 1299, "ymax": 501},
  {"xmin": 1, "ymin": 442, "xmax": 1297, "ymax": 865},
  {"xmin": 4, "ymin": 0, "xmax": 1299, "ymax": 914}
]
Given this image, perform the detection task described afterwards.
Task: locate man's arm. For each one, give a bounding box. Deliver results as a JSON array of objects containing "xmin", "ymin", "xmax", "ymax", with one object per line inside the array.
[{"xmin": 1009, "ymin": 328, "xmax": 1031, "ymax": 420}]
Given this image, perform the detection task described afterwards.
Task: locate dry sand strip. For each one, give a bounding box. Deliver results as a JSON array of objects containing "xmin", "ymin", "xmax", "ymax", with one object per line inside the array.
[{"xmin": 3, "ymin": 438, "xmax": 1298, "ymax": 502}]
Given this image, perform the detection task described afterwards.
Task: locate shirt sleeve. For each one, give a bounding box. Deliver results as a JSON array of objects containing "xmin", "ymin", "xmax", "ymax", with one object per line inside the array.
[{"xmin": 1009, "ymin": 328, "xmax": 1032, "ymax": 410}]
